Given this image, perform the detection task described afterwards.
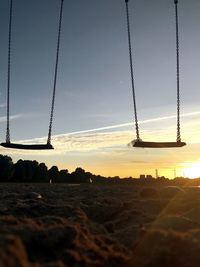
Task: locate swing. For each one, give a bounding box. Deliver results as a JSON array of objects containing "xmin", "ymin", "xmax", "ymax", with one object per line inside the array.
[
  {"xmin": 125, "ymin": 0, "xmax": 186, "ymax": 148},
  {"xmin": 1, "ymin": 0, "xmax": 65, "ymax": 150}
]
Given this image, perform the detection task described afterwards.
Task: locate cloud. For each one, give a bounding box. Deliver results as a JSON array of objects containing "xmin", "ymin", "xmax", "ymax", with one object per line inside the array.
[
  {"xmin": 0, "ymin": 114, "xmax": 24, "ymax": 123},
  {"xmin": 0, "ymin": 102, "xmax": 6, "ymax": 108},
  {"xmin": 1, "ymin": 110, "xmax": 200, "ymax": 179},
  {"xmin": 1, "ymin": 110, "xmax": 200, "ymax": 156},
  {"xmin": 1, "ymin": 131, "xmax": 132, "ymax": 155},
  {"xmin": 52, "ymin": 110, "xmax": 200, "ymax": 137}
]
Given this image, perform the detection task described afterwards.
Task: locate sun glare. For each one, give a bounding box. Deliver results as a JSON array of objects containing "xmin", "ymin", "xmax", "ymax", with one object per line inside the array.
[{"xmin": 183, "ymin": 163, "xmax": 200, "ymax": 179}]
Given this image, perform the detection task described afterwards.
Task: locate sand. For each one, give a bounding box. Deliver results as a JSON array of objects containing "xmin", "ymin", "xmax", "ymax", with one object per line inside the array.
[{"xmin": 0, "ymin": 183, "xmax": 200, "ymax": 267}]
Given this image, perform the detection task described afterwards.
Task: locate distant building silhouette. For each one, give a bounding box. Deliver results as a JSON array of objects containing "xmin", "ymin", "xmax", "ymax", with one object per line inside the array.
[{"xmin": 146, "ymin": 175, "xmax": 153, "ymax": 179}]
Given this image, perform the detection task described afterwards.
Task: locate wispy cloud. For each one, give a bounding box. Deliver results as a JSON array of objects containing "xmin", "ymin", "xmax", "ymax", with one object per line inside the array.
[
  {"xmin": 52, "ymin": 110, "xmax": 200, "ymax": 137},
  {"xmin": 1, "ymin": 110, "xmax": 200, "ymax": 156},
  {"xmin": 0, "ymin": 102, "xmax": 6, "ymax": 108},
  {"xmin": 0, "ymin": 114, "xmax": 24, "ymax": 123},
  {"xmin": 1, "ymin": 110, "xmax": 200, "ymax": 179}
]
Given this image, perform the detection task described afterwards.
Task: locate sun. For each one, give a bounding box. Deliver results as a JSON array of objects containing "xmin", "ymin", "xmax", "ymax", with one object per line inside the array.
[{"xmin": 183, "ymin": 163, "xmax": 200, "ymax": 179}]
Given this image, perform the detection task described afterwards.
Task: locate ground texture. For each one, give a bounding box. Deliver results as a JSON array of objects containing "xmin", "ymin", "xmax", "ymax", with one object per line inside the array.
[{"xmin": 1, "ymin": 183, "xmax": 200, "ymax": 267}]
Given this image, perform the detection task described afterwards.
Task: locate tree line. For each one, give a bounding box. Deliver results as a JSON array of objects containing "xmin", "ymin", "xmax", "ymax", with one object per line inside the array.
[
  {"xmin": 0, "ymin": 154, "xmax": 136, "ymax": 184},
  {"xmin": 0, "ymin": 154, "xmax": 93, "ymax": 183},
  {"xmin": 0, "ymin": 154, "xmax": 200, "ymax": 185}
]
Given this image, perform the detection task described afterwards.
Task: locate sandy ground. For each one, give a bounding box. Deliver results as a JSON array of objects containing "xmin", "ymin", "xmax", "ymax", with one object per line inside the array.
[{"xmin": 1, "ymin": 183, "xmax": 200, "ymax": 267}]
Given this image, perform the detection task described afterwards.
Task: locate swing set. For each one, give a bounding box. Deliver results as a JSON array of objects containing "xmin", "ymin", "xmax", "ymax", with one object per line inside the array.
[{"xmin": 1, "ymin": 0, "xmax": 186, "ymax": 150}]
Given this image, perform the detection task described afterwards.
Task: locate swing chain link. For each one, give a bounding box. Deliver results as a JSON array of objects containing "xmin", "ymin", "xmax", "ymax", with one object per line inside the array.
[
  {"xmin": 47, "ymin": 0, "xmax": 64, "ymax": 145},
  {"xmin": 125, "ymin": 0, "xmax": 140, "ymax": 140}
]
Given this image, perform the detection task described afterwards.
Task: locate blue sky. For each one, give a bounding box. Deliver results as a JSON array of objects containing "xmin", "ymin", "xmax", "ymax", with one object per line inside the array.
[{"xmin": 0, "ymin": 0, "xmax": 200, "ymax": 178}]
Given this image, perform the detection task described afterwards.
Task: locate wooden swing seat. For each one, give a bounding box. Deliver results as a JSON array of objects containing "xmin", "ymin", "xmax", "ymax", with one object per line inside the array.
[
  {"xmin": 130, "ymin": 140, "xmax": 186, "ymax": 148},
  {"xmin": 0, "ymin": 142, "xmax": 54, "ymax": 150}
]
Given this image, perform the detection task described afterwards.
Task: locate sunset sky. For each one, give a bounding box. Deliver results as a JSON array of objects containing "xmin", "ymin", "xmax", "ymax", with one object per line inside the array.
[{"xmin": 0, "ymin": 0, "xmax": 200, "ymax": 178}]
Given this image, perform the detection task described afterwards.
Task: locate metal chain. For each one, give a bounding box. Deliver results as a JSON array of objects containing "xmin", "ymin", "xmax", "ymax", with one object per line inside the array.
[
  {"xmin": 47, "ymin": 0, "xmax": 64, "ymax": 145},
  {"xmin": 174, "ymin": 0, "xmax": 181, "ymax": 142},
  {"xmin": 6, "ymin": 0, "xmax": 13, "ymax": 143},
  {"xmin": 125, "ymin": 0, "xmax": 140, "ymax": 140}
]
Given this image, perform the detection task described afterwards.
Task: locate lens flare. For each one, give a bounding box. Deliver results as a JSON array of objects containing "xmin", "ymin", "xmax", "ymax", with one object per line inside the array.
[{"xmin": 183, "ymin": 163, "xmax": 200, "ymax": 179}]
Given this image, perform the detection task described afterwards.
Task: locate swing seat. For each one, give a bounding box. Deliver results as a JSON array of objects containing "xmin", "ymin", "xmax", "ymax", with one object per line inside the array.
[
  {"xmin": 129, "ymin": 139, "xmax": 186, "ymax": 148},
  {"xmin": 0, "ymin": 142, "xmax": 54, "ymax": 150}
]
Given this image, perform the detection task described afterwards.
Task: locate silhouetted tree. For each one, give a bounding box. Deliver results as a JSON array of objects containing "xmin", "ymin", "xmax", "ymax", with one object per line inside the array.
[
  {"xmin": 0, "ymin": 155, "xmax": 14, "ymax": 181},
  {"xmin": 71, "ymin": 167, "xmax": 91, "ymax": 183},
  {"xmin": 31, "ymin": 160, "xmax": 39, "ymax": 180},
  {"xmin": 92, "ymin": 174, "xmax": 107, "ymax": 184},
  {"xmin": 24, "ymin": 161, "xmax": 33, "ymax": 182},
  {"xmin": 56, "ymin": 169, "xmax": 69, "ymax": 183},
  {"xmin": 13, "ymin": 160, "xmax": 49, "ymax": 182},
  {"xmin": 48, "ymin": 166, "xmax": 59, "ymax": 183},
  {"xmin": 35, "ymin": 163, "xmax": 49, "ymax": 182},
  {"xmin": 13, "ymin": 160, "xmax": 26, "ymax": 182}
]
